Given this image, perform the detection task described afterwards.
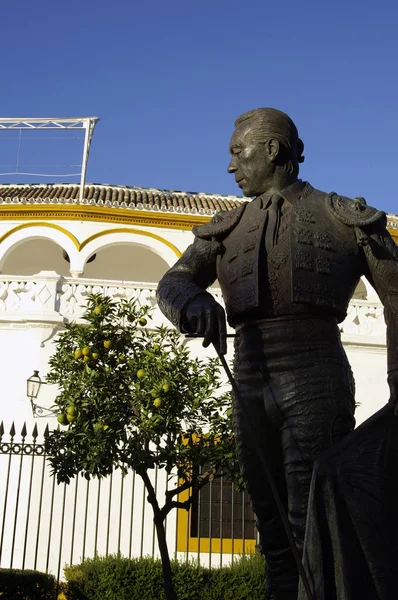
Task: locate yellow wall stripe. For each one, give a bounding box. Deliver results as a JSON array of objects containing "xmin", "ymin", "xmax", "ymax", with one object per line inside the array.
[{"xmin": 0, "ymin": 205, "xmax": 208, "ymax": 231}]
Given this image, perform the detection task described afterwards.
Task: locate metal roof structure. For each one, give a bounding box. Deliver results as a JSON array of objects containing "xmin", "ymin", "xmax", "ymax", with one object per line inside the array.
[{"xmin": 0, "ymin": 118, "xmax": 99, "ymax": 203}]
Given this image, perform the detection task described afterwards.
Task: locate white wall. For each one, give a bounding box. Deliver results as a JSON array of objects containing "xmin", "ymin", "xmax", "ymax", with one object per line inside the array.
[
  {"xmin": 345, "ymin": 344, "xmax": 389, "ymax": 424},
  {"xmin": 0, "ymin": 218, "xmax": 391, "ymax": 577}
]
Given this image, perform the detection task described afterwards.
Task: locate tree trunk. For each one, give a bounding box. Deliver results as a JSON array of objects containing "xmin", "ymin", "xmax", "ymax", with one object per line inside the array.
[
  {"xmin": 154, "ymin": 514, "xmax": 177, "ymax": 600},
  {"xmin": 140, "ymin": 470, "xmax": 177, "ymax": 600}
]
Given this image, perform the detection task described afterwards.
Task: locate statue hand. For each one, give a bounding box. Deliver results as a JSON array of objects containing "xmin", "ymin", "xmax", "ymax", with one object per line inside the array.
[
  {"xmin": 184, "ymin": 296, "xmax": 227, "ymax": 355},
  {"xmin": 387, "ymin": 372, "xmax": 398, "ymax": 415}
]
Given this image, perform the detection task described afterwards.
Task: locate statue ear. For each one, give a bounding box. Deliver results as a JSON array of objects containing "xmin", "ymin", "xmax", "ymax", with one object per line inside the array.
[{"xmin": 264, "ymin": 138, "xmax": 280, "ymax": 162}]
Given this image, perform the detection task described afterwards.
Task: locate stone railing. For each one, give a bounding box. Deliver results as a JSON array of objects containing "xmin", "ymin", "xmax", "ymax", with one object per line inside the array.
[
  {"xmin": 0, "ymin": 271, "xmax": 386, "ymax": 345},
  {"xmin": 57, "ymin": 277, "xmax": 159, "ymax": 318},
  {"xmin": 0, "ymin": 271, "xmax": 161, "ymax": 323},
  {"xmin": 339, "ymin": 299, "xmax": 386, "ymax": 339}
]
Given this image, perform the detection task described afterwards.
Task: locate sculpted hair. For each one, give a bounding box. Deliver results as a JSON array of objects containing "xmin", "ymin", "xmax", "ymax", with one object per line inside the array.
[{"xmin": 235, "ymin": 108, "xmax": 305, "ymax": 176}]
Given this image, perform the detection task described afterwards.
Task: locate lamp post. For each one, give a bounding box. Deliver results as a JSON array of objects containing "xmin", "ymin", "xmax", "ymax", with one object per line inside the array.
[{"xmin": 26, "ymin": 370, "xmax": 57, "ymax": 418}]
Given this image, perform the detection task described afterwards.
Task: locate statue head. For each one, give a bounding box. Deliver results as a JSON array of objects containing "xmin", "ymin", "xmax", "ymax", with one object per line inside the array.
[{"xmin": 228, "ymin": 108, "xmax": 305, "ymax": 197}]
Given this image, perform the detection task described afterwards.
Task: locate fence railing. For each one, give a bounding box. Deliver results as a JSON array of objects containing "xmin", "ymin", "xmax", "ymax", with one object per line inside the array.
[
  {"xmin": 0, "ymin": 272, "xmax": 387, "ymax": 344},
  {"xmin": 0, "ymin": 422, "xmax": 258, "ymax": 581}
]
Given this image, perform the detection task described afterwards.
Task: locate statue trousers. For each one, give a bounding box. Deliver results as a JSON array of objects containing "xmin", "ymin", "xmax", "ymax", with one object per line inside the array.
[{"xmin": 233, "ymin": 316, "xmax": 356, "ymax": 598}]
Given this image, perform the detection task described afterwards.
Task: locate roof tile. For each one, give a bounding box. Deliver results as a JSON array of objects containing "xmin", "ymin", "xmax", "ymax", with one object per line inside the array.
[{"xmin": 0, "ymin": 184, "xmax": 395, "ymax": 228}]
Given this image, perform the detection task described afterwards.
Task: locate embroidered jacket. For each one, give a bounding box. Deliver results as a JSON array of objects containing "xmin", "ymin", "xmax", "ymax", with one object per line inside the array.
[{"xmin": 157, "ymin": 183, "xmax": 398, "ymax": 381}]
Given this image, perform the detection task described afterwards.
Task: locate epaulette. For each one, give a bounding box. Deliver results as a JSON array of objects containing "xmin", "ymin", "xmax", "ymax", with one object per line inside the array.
[
  {"xmin": 327, "ymin": 192, "xmax": 385, "ymax": 227},
  {"xmin": 192, "ymin": 203, "xmax": 248, "ymax": 240}
]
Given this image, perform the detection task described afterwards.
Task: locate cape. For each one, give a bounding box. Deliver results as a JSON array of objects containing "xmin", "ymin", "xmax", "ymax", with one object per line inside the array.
[{"xmin": 299, "ymin": 403, "xmax": 398, "ymax": 600}]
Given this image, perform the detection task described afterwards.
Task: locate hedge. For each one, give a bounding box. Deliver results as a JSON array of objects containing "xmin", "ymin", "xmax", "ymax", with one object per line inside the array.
[
  {"xmin": 0, "ymin": 568, "xmax": 59, "ymax": 600},
  {"xmin": 64, "ymin": 553, "xmax": 267, "ymax": 600}
]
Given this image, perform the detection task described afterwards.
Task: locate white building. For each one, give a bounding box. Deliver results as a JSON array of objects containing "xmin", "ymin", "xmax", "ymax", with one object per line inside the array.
[{"xmin": 0, "ymin": 173, "xmax": 396, "ymax": 577}]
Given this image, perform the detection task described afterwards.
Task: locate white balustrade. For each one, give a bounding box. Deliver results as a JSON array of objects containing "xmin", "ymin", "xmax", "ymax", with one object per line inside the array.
[
  {"xmin": 339, "ymin": 300, "xmax": 386, "ymax": 338},
  {"xmin": 0, "ymin": 271, "xmax": 387, "ymax": 344}
]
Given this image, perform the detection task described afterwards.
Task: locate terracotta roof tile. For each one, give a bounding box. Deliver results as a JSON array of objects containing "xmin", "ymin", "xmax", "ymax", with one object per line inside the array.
[
  {"xmin": 0, "ymin": 184, "xmax": 396, "ymax": 228},
  {"xmin": 0, "ymin": 183, "xmax": 245, "ymax": 215}
]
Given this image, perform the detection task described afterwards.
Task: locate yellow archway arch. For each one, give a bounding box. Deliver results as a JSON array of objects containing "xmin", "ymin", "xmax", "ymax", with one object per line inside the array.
[
  {"xmin": 80, "ymin": 227, "xmax": 181, "ymax": 257},
  {"xmin": 0, "ymin": 222, "xmax": 80, "ymax": 249},
  {"xmin": 0, "ymin": 223, "xmax": 181, "ymax": 257}
]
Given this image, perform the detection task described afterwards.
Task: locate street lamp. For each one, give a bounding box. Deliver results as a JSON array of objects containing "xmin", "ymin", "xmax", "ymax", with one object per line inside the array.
[{"xmin": 26, "ymin": 370, "xmax": 56, "ymax": 418}]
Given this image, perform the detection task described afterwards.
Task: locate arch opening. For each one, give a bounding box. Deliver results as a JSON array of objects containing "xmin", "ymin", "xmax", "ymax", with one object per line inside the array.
[
  {"xmin": 1, "ymin": 238, "xmax": 71, "ymax": 276},
  {"xmin": 82, "ymin": 243, "xmax": 170, "ymax": 282},
  {"xmin": 352, "ymin": 279, "xmax": 368, "ymax": 300}
]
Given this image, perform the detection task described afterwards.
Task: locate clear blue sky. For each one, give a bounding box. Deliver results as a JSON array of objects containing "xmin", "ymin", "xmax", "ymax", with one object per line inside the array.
[{"xmin": 1, "ymin": 0, "xmax": 397, "ymax": 213}]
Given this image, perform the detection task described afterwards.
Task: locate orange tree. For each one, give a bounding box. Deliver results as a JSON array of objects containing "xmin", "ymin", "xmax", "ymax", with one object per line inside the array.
[{"xmin": 44, "ymin": 293, "xmax": 242, "ymax": 600}]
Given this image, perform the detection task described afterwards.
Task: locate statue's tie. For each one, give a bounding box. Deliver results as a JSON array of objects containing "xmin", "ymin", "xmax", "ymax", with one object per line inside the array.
[{"xmin": 264, "ymin": 193, "xmax": 284, "ymax": 254}]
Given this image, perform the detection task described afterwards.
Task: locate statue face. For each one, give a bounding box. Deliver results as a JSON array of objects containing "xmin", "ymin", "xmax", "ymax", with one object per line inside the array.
[{"xmin": 228, "ymin": 120, "xmax": 273, "ymax": 197}]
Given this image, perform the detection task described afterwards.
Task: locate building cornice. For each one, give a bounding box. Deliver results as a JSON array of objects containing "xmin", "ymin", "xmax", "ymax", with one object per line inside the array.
[{"xmin": 0, "ymin": 204, "xmax": 209, "ymax": 230}]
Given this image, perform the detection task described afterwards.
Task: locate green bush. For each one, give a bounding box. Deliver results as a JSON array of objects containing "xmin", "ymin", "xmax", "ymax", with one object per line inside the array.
[
  {"xmin": 64, "ymin": 553, "xmax": 266, "ymax": 600},
  {"xmin": 0, "ymin": 568, "xmax": 58, "ymax": 600},
  {"xmin": 205, "ymin": 554, "xmax": 266, "ymax": 600}
]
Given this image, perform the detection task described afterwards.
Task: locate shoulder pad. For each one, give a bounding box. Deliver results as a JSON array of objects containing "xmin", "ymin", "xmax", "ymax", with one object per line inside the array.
[
  {"xmin": 192, "ymin": 203, "xmax": 247, "ymax": 240},
  {"xmin": 327, "ymin": 193, "xmax": 385, "ymax": 227}
]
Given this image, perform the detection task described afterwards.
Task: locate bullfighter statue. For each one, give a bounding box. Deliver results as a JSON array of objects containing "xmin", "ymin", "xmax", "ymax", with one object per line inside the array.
[{"xmin": 157, "ymin": 108, "xmax": 398, "ymax": 599}]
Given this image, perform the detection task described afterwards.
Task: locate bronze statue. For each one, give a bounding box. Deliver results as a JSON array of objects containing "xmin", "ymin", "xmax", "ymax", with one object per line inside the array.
[{"xmin": 157, "ymin": 108, "xmax": 398, "ymax": 600}]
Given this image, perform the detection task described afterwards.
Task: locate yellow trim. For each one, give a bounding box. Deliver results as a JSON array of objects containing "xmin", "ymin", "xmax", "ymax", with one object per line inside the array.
[
  {"xmin": 0, "ymin": 205, "xmax": 209, "ymax": 231},
  {"xmin": 0, "ymin": 222, "xmax": 181, "ymax": 258},
  {"xmin": 0, "ymin": 222, "xmax": 80, "ymax": 249},
  {"xmin": 176, "ymin": 433, "xmax": 256, "ymax": 554},
  {"xmin": 390, "ymin": 230, "xmax": 398, "ymax": 243},
  {"xmin": 0, "ymin": 204, "xmax": 397, "ymax": 241},
  {"xmin": 176, "ymin": 484, "xmax": 256, "ymax": 555},
  {"xmin": 79, "ymin": 228, "xmax": 181, "ymax": 257}
]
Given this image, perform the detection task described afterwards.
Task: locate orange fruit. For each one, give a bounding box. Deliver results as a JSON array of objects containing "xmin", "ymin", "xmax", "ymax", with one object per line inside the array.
[{"xmin": 57, "ymin": 413, "xmax": 68, "ymax": 426}]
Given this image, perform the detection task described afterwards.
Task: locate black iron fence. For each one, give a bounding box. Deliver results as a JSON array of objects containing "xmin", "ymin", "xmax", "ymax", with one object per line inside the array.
[{"xmin": 0, "ymin": 422, "xmax": 257, "ymax": 581}]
